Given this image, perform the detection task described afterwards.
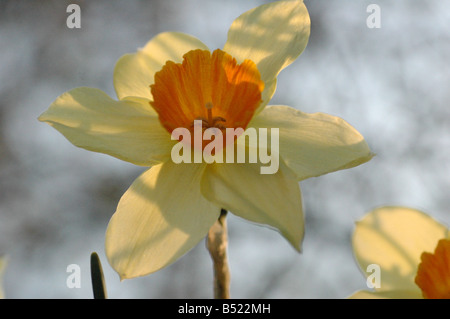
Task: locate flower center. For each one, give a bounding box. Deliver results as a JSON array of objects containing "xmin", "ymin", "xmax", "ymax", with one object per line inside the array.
[
  {"xmin": 415, "ymin": 238, "xmax": 450, "ymax": 299},
  {"xmin": 192, "ymin": 101, "xmax": 227, "ymax": 131},
  {"xmin": 150, "ymin": 49, "xmax": 264, "ymax": 149}
]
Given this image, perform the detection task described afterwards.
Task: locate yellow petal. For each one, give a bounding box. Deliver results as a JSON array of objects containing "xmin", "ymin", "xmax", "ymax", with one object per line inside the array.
[
  {"xmin": 349, "ymin": 289, "xmax": 422, "ymax": 299},
  {"xmin": 0, "ymin": 256, "xmax": 7, "ymax": 299},
  {"xmin": 201, "ymin": 149, "xmax": 304, "ymax": 251},
  {"xmin": 224, "ymin": 0, "xmax": 310, "ymax": 110},
  {"xmin": 248, "ymin": 105, "xmax": 373, "ymax": 181},
  {"xmin": 353, "ymin": 206, "xmax": 448, "ymax": 292},
  {"xmin": 38, "ymin": 87, "xmax": 173, "ymax": 166},
  {"xmin": 106, "ymin": 162, "xmax": 221, "ymax": 280},
  {"xmin": 114, "ymin": 32, "xmax": 209, "ymax": 100}
]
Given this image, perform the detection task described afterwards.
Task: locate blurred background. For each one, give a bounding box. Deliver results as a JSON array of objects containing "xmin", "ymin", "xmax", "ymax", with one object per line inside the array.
[{"xmin": 0, "ymin": 0, "xmax": 449, "ymax": 298}]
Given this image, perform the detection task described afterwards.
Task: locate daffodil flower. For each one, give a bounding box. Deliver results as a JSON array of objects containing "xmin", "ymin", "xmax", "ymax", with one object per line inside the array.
[
  {"xmin": 350, "ymin": 206, "xmax": 450, "ymax": 299},
  {"xmin": 39, "ymin": 0, "xmax": 372, "ymax": 280},
  {"xmin": 0, "ymin": 256, "xmax": 7, "ymax": 299}
]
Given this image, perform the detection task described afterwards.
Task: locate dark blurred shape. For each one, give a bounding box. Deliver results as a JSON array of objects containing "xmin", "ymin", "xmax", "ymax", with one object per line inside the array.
[{"xmin": 90, "ymin": 252, "xmax": 107, "ymax": 299}]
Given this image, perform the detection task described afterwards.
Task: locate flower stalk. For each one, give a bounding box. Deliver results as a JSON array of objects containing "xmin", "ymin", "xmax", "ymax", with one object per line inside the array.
[
  {"xmin": 90, "ymin": 252, "xmax": 108, "ymax": 299},
  {"xmin": 207, "ymin": 209, "xmax": 230, "ymax": 299}
]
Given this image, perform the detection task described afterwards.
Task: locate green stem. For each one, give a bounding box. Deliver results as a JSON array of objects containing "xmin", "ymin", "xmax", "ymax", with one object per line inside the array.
[
  {"xmin": 90, "ymin": 252, "xmax": 107, "ymax": 299},
  {"xmin": 207, "ymin": 209, "xmax": 230, "ymax": 299}
]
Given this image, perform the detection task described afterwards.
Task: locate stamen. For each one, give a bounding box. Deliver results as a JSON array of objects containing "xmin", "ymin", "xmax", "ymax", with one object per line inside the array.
[
  {"xmin": 205, "ymin": 102, "xmax": 213, "ymax": 126},
  {"xmin": 212, "ymin": 117, "xmax": 226, "ymax": 126},
  {"xmin": 190, "ymin": 118, "xmax": 209, "ymax": 128},
  {"xmin": 215, "ymin": 123, "xmax": 226, "ymax": 130}
]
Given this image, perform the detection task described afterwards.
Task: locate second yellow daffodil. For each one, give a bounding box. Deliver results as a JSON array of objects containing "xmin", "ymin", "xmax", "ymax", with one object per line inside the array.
[{"xmin": 351, "ymin": 206, "xmax": 450, "ymax": 299}]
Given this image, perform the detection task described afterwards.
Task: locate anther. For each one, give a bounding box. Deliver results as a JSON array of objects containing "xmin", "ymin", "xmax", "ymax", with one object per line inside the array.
[
  {"xmin": 190, "ymin": 102, "xmax": 227, "ymax": 130},
  {"xmin": 212, "ymin": 117, "xmax": 226, "ymax": 126}
]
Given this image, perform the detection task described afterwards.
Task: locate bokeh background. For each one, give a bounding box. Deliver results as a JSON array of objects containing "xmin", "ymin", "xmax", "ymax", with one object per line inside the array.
[{"xmin": 0, "ymin": 0, "xmax": 449, "ymax": 298}]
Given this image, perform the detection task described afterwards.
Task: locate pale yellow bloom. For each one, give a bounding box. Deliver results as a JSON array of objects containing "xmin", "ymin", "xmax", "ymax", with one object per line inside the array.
[
  {"xmin": 0, "ymin": 256, "xmax": 7, "ymax": 299},
  {"xmin": 350, "ymin": 206, "xmax": 450, "ymax": 299},
  {"xmin": 39, "ymin": 1, "xmax": 373, "ymax": 280}
]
